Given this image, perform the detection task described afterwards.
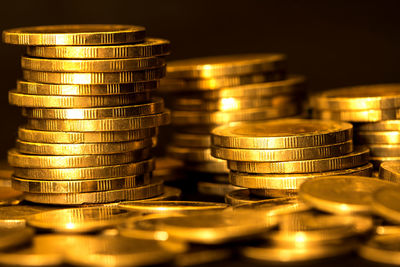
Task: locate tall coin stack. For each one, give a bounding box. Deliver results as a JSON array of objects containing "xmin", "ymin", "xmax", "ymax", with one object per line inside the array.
[
  {"xmin": 160, "ymin": 54, "xmax": 305, "ymax": 199},
  {"xmin": 210, "ymin": 119, "xmax": 373, "ymax": 205},
  {"xmin": 310, "ymin": 84, "xmax": 400, "ymax": 172},
  {"xmin": 3, "ymin": 25, "xmax": 171, "ymax": 205}
]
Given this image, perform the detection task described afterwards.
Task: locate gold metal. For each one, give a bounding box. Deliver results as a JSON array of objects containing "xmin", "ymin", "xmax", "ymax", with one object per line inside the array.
[
  {"xmin": 184, "ymin": 160, "xmax": 229, "ymax": 174},
  {"xmin": 356, "ymin": 120, "xmax": 400, "ymax": 131},
  {"xmin": 0, "ymin": 227, "xmax": 35, "ymax": 251},
  {"xmin": 225, "ymin": 189, "xmax": 267, "ymax": 206},
  {"xmin": 312, "ymin": 108, "xmax": 400, "ymax": 122},
  {"xmin": 356, "ymin": 131, "xmax": 400, "ymax": 144},
  {"xmin": 143, "ymin": 186, "xmax": 182, "ymax": 201},
  {"xmin": 372, "ymin": 186, "xmax": 400, "ymax": 223},
  {"xmin": 172, "ymin": 132, "xmax": 211, "ymax": 148},
  {"xmin": 3, "ymin": 24, "xmax": 146, "ymax": 45},
  {"xmin": 379, "ymin": 161, "xmax": 400, "ymax": 183},
  {"xmin": 0, "ymin": 187, "xmax": 24, "ymax": 206},
  {"xmin": 368, "ymin": 144, "xmax": 400, "ymax": 157},
  {"xmin": 359, "ymin": 234, "xmax": 400, "ymax": 265},
  {"xmin": 167, "ymin": 145, "xmax": 216, "ymax": 162},
  {"xmin": 197, "ymin": 181, "xmax": 242, "ymax": 197}
]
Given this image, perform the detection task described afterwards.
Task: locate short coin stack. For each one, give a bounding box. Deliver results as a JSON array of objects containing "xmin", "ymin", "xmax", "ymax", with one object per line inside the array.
[
  {"xmin": 3, "ymin": 24, "xmax": 171, "ymax": 205},
  {"xmin": 160, "ymin": 54, "xmax": 306, "ymax": 197},
  {"xmin": 311, "ymin": 84, "xmax": 400, "ymax": 172},
  {"xmin": 210, "ymin": 118, "xmax": 373, "ymax": 204}
]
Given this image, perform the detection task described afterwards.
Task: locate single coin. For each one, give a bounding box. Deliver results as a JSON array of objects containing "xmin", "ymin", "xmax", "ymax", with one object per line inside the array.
[
  {"xmin": 0, "ymin": 187, "xmax": 24, "ymax": 206},
  {"xmin": 359, "ymin": 234, "xmax": 400, "ymax": 265},
  {"xmin": 228, "ymin": 146, "xmax": 369, "ymax": 173},
  {"xmin": 355, "ymin": 120, "xmax": 400, "ymax": 131},
  {"xmin": 368, "ymin": 144, "xmax": 400, "ymax": 157},
  {"xmin": 372, "ymin": 186, "xmax": 400, "ymax": 223},
  {"xmin": 312, "ymin": 108, "xmax": 400, "ymax": 122},
  {"xmin": 16, "ymin": 138, "xmax": 152, "ymax": 155},
  {"xmin": 21, "ymin": 56, "xmax": 165, "ymax": 72},
  {"xmin": 233, "ymin": 197, "xmax": 309, "ymax": 216},
  {"xmin": 299, "ymin": 176, "xmax": 396, "ymax": 214},
  {"xmin": 0, "ymin": 227, "xmax": 35, "ymax": 251},
  {"xmin": 225, "ymin": 189, "xmax": 268, "ymax": 206},
  {"xmin": 166, "ymin": 54, "xmax": 286, "ymax": 78},
  {"xmin": 24, "ymin": 179, "xmax": 164, "ymax": 205},
  {"xmin": 184, "ymin": 160, "xmax": 229, "ymax": 174},
  {"xmin": 27, "ymin": 111, "xmax": 170, "ymax": 131},
  {"xmin": 12, "ymin": 173, "xmax": 151, "ymax": 193},
  {"xmin": 141, "ymin": 186, "xmax": 182, "ymax": 201},
  {"xmin": 3, "ymin": 24, "xmax": 146, "ymax": 45},
  {"xmin": 18, "ymin": 126, "xmax": 156, "ymax": 143},
  {"xmin": 212, "ymin": 140, "xmax": 354, "ymax": 162},
  {"xmin": 21, "ymin": 97, "xmax": 164, "ymax": 119},
  {"xmin": 172, "ymin": 133, "xmax": 210, "ymax": 148},
  {"xmin": 119, "ymin": 200, "xmax": 228, "ymax": 214},
  {"xmin": 27, "ymin": 206, "xmax": 139, "ymax": 233},
  {"xmin": 22, "ymin": 67, "xmax": 166, "ymax": 84},
  {"xmin": 26, "ymin": 38, "xmax": 170, "ymax": 59},
  {"xmin": 356, "ymin": 131, "xmax": 400, "ymax": 144},
  {"xmin": 172, "ymin": 105, "xmax": 299, "ymax": 125},
  {"xmin": 211, "ymin": 119, "xmax": 353, "ymax": 149},
  {"xmin": 379, "ymin": 161, "xmax": 400, "ymax": 183},
  {"xmin": 9, "ymin": 90, "xmax": 151, "ymax": 108},
  {"xmin": 13, "ymin": 158, "xmax": 155, "ymax": 180},
  {"xmin": 16, "ymin": 80, "xmax": 158, "ymax": 95},
  {"xmin": 229, "ymin": 163, "xmax": 373, "ymax": 190},
  {"xmin": 167, "ymin": 146, "xmax": 215, "ymax": 162},
  {"xmin": 197, "ymin": 181, "xmax": 242, "ymax": 197},
  {"xmin": 311, "ymin": 84, "xmax": 400, "ymax": 110}
]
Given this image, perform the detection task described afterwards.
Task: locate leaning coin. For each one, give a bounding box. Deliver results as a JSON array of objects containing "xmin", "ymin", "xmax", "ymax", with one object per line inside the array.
[
  {"xmin": 379, "ymin": 161, "xmax": 400, "ymax": 183},
  {"xmin": 371, "ymin": 186, "xmax": 400, "ymax": 224},
  {"xmin": 359, "ymin": 234, "xmax": 400, "ymax": 265},
  {"xmin": 0, "ymin": 227, "xmax": 35, "ymax": 251}
]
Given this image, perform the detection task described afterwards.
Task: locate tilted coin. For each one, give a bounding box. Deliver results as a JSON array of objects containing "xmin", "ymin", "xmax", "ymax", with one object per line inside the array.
[
  {"xmin": 224, "ymin": 189, "xmax": 267, "ymax": 206},
  {"xmin": 22, "ymin": 67, "xmax": 166, "ymax": 84},
  {"xmin": 227, "ymin": 146, "xmax": 370, "ymax": 173},
  {"xmin": 21, "ymin": 97, "xmax": 164, "ymax": 119},
  {"xmin": 167, "ymin": 145, "xmax": 215, "ymax": 162},
  {"xmin": 312, "ymin": 108, "xmax": 400, "ymax": 122},
  {"xmin": 21, "ymin": 56, "xmax": 165, "ymax": 72},
  {"xmin": 212, "ymin": 140, "xmax": 354, "ymax": 162},
  {"xmin": 0, "ymin": 187, "xmax": 24, "ymax": 206},
  {"xmin": 211, "ymin": 119, "xmax": 353, "ymax": 149},
  {"xmin": 229, "ymin": 163, "xmax": 373, "ymax": 190},
  {"xmin": 16, "ymin": 80, "xmax": 158, "ymax": 95},
  {"xmin": 197, "ymin": 181, "xmax": 242, "ymax": 197},
  {"xmin": 359, "ymin": 234, "xmax": 400, "ymax": 265},
  {"xmin": 9, "ymin": 90, "xmax": 151, "ymax": 108},
  {"xmin": 0, "ymin": 227, "xmax": 35, "ymax": 251},
  {"xmin": 299, "ymin": 176, "xmax": 396, "ymax": 214},
  {"xmin": 3, "ymin": 24, "xmax": 146, "ymax": 45},
  {"xmin": 26, "ymin": 37, "xmax": 170, "ymax": 59},
  {"xmin": 355, "ymin": 120, "xmax": 400, "ymax": 131},
  {"xmin": 13, "ymin": 158, "xmax": 155, "ymax": 180},
  {"xmin": 16, "ymin": 138, "xmax": 152, "ymax": 155},
  {"xmin": 356, "ymin": 131, "xmax": 400, "ymax": 144},
  {"xmin": 27, "ymin": 111, "xmax": 170, "ymax": 131},
  {"xmin": 371, "ymin": 186, "xmax": 400, "ymax": 223},
  {"xmin": 18, "ymin": 126, "xmax": 157, "ymax": 143},
  {"xmin": 379, "ymin": 161, "xmax": 400, "ymax": 183},
  {"xmin": 24, "ymin": 179, "xmax": 164, "ymax": 205},
  {"xmin": 12, "ymin": 173, "xmax": 151, "ymax": 193}
]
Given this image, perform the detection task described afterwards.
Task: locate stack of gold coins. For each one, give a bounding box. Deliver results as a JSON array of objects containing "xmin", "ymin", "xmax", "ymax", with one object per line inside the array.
[
  {"xmin": 2, "ymin": 25, "xmax": 171, "ymax": 205},
  {"xmin": 310, "ymin": 84, "xmax": 400, "ymax": 172},
  {"xmin": 160, "ymin": 54, "xmax": 306, "ymax": 198},
  {"xmin": 210, "ymin": 118, "xmax": 373, "ymax": 204}
]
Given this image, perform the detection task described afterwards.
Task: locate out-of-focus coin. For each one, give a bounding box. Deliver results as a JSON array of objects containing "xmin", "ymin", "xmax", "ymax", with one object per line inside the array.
[
  {"xmin": 197, "ymin": 181, "xmax": 242, "ymax": 197},
  {"xmin": 375, "ymin": 225, "xmax": 400, "ymax": 235},
  {"xmin": 299, "ymin": 176, "xmax": 396, "ymax": 214},
  {"xmin": 228, "ymin": 146, "xmax": 369, "ymax": 173},
  {"xmin": 26, "ymin": 38, "xmax": 170, "ymax": 59},
  {"xmin": 370, "ymin": 156, "xmax": 400, "ymax": 169},
  {"xmin": 184, "ymin": 160, "xmax": 228, "ymax": 174},
  {"xmin": 0, "ymin": 162, "xmax": 12, "ymax": 187},
  {"xmin": 312, "ymin": 108, "xmax": 400, "ymax": 122},
  {"xmin": 356, "ymin": 131, "xmax": 400, "ymax": 144},
  {"xmin": 27, "ymin": 206, "xmax": 139, "ymax": 233},
  {"xmin": 229, "ymin": 163, "xmax": 373, "ymax": 190},
  {"xmin": 211, "ymin": 119, "xmax": 353, "ymax": 149},
  {"xmin": 359, "ymin": 234, "xmax": 400, "ymax": 265},
  {"xmin": 379, "ymin": 161, "xmax": 400, "ymax": 183},
  {"xmin": 372, "ymin": 186, "xmax": 400, "ymax": 223},
  {"xmin": 172, "ymin": 132, "xmax": 210, "ymax": 148},
  {"xmin": 24, "ymin": 179, "xmax": 163, "ymax": 205},
  {"xmin": 2, "ymin": 24, "xmax": 146, "ymax": 45},
  {"xmin": 368, "ymin": 144, "xmax": 400, "ymax": 157},
  {"xmin": 167, "ymin": 146, "xmax": 215, "ymax": 162},
  {"xmin": 225, "ymin": 189, "xmax": 267, "ymax": 206},
  {"xmin": 234, "ymin": 197, "xmax": 309, "ymax": 216},
  {"xmin": 140, "ymin": 186, "xmax": 181, "ymax": 201},
  {"xmin": 212, "ymin": 140, "xmax": 354, "ymax": 162},
  {"xmin": 0, "ymin": 187, "xmax": 23, "ymax": 206},
  {"xmin": 0, "ymin": 227, "xmax": 35, "ymax": 251},
  {"xmin": 250, "ymin": 188, "xmax": 297, "ymax": 198},
  {"xmin": 27, "ymin": 111, "xmax": 170, "ymax": 131},
  {"xmin": 13, "ymin": 158, "xmax": 155, "ymax": 180},
  {"xmin": 355, "ymin": 120, "xmax": 400, "ymax": 131}
]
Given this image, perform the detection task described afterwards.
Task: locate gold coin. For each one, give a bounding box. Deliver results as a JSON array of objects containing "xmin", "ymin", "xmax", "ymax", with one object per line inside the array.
[
  {"xmin": 3, "ymin": 24, "xmax": 146, "ymax": 45},
  {"xmin": 311, "ymin": 84, "xmax": 400, "ymax": 110},
  {"xmin": 250, "ymin": 188, "xmax": 298, "ymax": 198},
  {"xmin": 12, "ymin": 173, "xmax": 151, "ymax": 193},
  {"xmin": 0, "ymin": 227, "xmax": 35, "ymax": 251},
  {"xmin": 229, "ymin": 163, "xmax": 373, "ymax": 190},
  {"xmin": 0, "ymin": 187, "xmax": 24, "ymax": 206},
  {"xmin": 197, "ymin": 181, "xmax": 242, "ymax": 197},
  {"xmin": 27, "ymin": 111, "xmax": 170, "ymax": 131},
  {"xmin": 26, "ymin": 38, "xmax": 170, "ymax": 59},
  {"xmin": 153, "ymin": 157, "xmax": 185, "ymax": 182},
  {"xmin": 211, "ymin": 119, "xmax": 353, "ymax": 149},
  {"xmin": 370, "ymin": 156, "xmax": 400, "ymax": 169},
  {"xmin": 166, "ymin": 54, "xmax": 286, "ymax": 79},
  {"xmin": 16, "ymin": 80, "xmax": 158, "ymax": 96},
  {"xmin": 21, "ymin": 56, "xmax": 165, "ymax": 72},
  {"xmin": 13, "ymin": 158, "xmax": 155, "ymax": 180},
  {"xmin": 225, "ymin": 189, "xmax": 268, "ymax": 206},
  {"xmin": 24, "ymin": 179, "xmax": 163, "ymax": 205},
  {"xmin": 18, "ymin": 126, "xmax": 156, "ymax": 143},
  {"xmin": 16, "ymin": 138, "xmax": 152, "ymax": 155},
  {"xmin": 167, "ymin": 145, "xmax": 216, "ymax": 162},
  {"xmin": 379, "ymin": 161, "xmax": 400, "ymax": 183},
  {"xmin": 228, "ymin": 146, "xmax": 370, "ymax": 173},
  {"xmin": 27, "ymin": 206, "xmax": 139, "ymax": 232},
  {"xmin": 299, "ymin": 175, "xmax": 395, "ymax": 214},
  {"xmin": 372, "ymin": 186, "xmax": 400, "ymax": 224},
  {"xmin": 184, "ymin": 160, "xmax": 228, "ymax": 174},
  {"xmin": 212, "ymin": 140, "xmax": 354, "ymax": 162},
  {"xmin": 234, "ymin": 197, "xmax": 309, "ymax": 216},
  {"xmin": 356, "ymin": 131, "xmax": 400, "ymax": 144},
  {"xmin": 172, "ymin": 105, "xmax": 299, "ymax": 125},
  {"xmin": 119, "ymin": 200, "xmax": 228, "ymax": 214},
  {"xmin": 22, "ymin": 67, "xmax": 165, "ymax": 84},
  {"xmin": 359, "ymin": 234, "xmax": 400, "ymax": 265},
  {"xmin": 355, "ymin": 120, "xmax": 400, "ymax": 131},
  {"xmin": 312, "ymin": 108, "xmax": 400, "ymax": 122},
  {"xmin": 9, "ymin": 90, "xmax": 151, "ymax": 108},
  {"xmin": 172, "ymin": 132, "xmax": 210, "ymax": 148},
  {"xmin": 145, "ymin": 186, "xmax": 182, "ymax": 201},
  {"xmin": 368, "ymin": 144, "xmax": 400, "ymax": 157}
]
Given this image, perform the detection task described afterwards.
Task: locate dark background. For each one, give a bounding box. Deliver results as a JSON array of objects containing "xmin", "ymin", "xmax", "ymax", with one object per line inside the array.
[{"xmin": 1, "ymin": 0, "xmax": 400, "ymax": 159}]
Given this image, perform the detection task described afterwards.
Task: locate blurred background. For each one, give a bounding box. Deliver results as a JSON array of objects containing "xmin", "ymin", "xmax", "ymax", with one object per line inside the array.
[{"xmin": 1, "ymin": 0, "xmax": 399, "ymax": 159}]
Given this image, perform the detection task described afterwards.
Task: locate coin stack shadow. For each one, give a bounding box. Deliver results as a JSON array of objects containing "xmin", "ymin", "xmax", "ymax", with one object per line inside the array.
[
  {"xmin": 310, "ymin": 84, "xmax": 400, "ymax": 175},
  {"xmin": 3, "ymin": 25, "xmax": 172, "ymax": 205},
  {"xmin": 159, "ymin": 54, "xmax": 306, "ymax": 200},
  {"xmin": 210, "ymin": 119, "xmax": 374, "ymax": 205}
]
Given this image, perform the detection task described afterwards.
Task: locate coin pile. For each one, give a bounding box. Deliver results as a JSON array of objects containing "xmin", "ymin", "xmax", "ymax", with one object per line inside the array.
[
  {"xmin": 2, "ymin": 24, "xmax": 172, "ymax": 205},
  {"xmin": 310, "ymin": 84, "xmax": 400, "ymax": 171},
  {"xmin": 210, "ymin": 118, "xmax": 373, "ymax": 204},
  {"xmin": 160, "ymin": 54, "xmax": 306, "ymax": 198}
]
